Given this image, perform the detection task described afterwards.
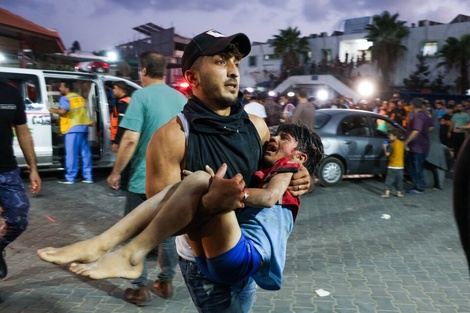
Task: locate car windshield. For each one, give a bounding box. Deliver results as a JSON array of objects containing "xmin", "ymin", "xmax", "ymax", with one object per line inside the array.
[{"xmin": 314, "ymin": 112, "xmax": 331, "ymax": 129}]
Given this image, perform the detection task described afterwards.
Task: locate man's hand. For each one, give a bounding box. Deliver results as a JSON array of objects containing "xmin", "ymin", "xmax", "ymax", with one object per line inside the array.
[
  {"xmin": 200, "ymin": 164, "xmax": 246, "ymax": 215},
  {"xmin": 28, "ymin": 168, "xmax": 41, "ymax": 194},
  {"xmin": 107, "ymin": 172, "xmax": 121, "ymax": 190},
  {"xmin": 111, "ymin": 143, "xmax": 119, "ymax": 153},
  {"xmin": 287, "ymin": 165, "xmax": 311, "ymax": 196}
]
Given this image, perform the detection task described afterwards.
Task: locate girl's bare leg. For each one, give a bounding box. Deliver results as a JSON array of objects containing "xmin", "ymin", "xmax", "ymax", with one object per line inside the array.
[
  {"xmin": 37, "ymin": 184, "xmax": 177, "ymax": 265},
  {"xmin": 69, "ymin": 171, "xmax": 212, "ymax": 279}
]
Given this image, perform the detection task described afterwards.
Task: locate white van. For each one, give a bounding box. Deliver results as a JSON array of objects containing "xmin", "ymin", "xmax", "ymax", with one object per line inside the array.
[{"xmin": 0, "ymin": 67, "xmax": 141, "ymax": 170}]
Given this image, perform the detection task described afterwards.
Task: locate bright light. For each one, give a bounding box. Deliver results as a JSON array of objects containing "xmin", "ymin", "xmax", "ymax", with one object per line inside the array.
[
  {"xmin": 106, "ymin": 51, "xmax": 118, "ymax": 62},
  {"xmin": 245, "ymin": 87, "xmax": 254, "ymax": 93},
  {"xmin": 287, "ymin": 91, "xmax": 295, "ymax": 98},
  {"xmin": 268, "ymin": 91, "xmax": 277, "ymax": 97},
  {"xmin": 179, "ymin": 81, "xmax": 189, "ymax": 89},
  {"xmin": 0, "ymin": 53, "xmax": 5, "ymax": 63},
  {"xmin": 357, "ymin": 80, "xmax": 375, "ymax": 98},
  {"xmin": 316, "ymin": 89, "xmax": 329, "ymax": 101}
]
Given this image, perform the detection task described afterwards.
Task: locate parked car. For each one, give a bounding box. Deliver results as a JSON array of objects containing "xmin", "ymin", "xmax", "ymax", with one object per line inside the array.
[{"xmin": 314, "ymin": 109, "xmax": 406, "ymax": 186}]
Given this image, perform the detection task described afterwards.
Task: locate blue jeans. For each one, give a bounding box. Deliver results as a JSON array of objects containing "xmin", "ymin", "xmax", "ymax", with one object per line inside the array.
[
  {"xmin": 124, "ymin": 191, "xmax": 177, "ymax": 287},
  {"xmin": 179, "ymin": 257, "xmax": 257, "ymax": 313},
  {"xmin": 64, "ymin": 131, "xmax": 93, "ymax": 182},
  {"xmin": 0, "ymin": 168, "xmax": 30, "ymax": 250},
  {"xmin": 406, "ymin": 151, "xmax": 426, "ymax": 192}
]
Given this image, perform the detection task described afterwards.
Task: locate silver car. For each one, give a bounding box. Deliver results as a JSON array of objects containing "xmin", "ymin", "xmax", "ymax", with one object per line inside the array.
[{"xmin": 314, "ymin": 109, "xmax": 405, "ymax": 186}]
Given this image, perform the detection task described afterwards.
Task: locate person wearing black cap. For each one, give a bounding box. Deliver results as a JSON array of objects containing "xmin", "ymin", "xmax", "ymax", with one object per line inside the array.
[
  {"xmin": 37, "ymin": 30, "xmax": 312, "ymax": 312},
  {"xmin": 145, "ymin": 29, "xmax": 311, "ymax": 312}
]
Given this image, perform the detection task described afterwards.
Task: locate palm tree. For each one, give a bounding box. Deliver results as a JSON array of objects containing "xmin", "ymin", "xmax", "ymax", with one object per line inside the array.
[
  {"xmin": 438, "ymin": 34, "xmax": 470, "ymax": 94},
  {"xmin": 70, "ymin": 41, "xmax": 81, "ymax": 53},
  {"xmin": 365, "ymin": 11, "xmax": 410, "ymax": 91},
  {"xmin": 270, "ymin": 27, "xmax": 310, "ymax": 73}
]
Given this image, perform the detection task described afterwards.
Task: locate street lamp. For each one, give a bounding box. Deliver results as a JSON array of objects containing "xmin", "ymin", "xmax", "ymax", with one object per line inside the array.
[{"xmin": 106, "ymin": 51, "xmax": 118, "ymax": 62}]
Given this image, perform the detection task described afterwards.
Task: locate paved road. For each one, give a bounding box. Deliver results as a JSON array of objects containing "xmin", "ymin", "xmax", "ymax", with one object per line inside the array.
[{"xmin": 0, "ymin": 171, "xmax": 469, "ymax": 313}]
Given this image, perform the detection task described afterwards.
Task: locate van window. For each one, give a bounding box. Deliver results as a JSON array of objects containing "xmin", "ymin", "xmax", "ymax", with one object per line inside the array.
[{"xmin": 0, "ymin": 73, "xmax": 42, "ymax": 110}]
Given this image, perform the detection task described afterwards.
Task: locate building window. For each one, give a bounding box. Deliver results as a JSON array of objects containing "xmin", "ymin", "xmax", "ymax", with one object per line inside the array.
[
  {"xmin": 248, "ymin": 56, "xmax": 257, "ymax": 67},
  {"xmin": 422, "ymin": 41, "xmax": 438, "ymax": 56},
  {"xmin": 263, "ymin": 54, "xmax": 280, "ymax": 61},
  {"xmin": 321, "ymin": 49, "xmax": 331, "ymax": 61}
]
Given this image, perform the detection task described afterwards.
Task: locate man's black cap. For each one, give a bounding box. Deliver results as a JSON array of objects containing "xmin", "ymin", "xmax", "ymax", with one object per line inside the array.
[
  {"xmin": 181, "ymin": 30, "xmax": 251, "ymax": 75},
  {"xmin": 113, "ymin": 81, "xmax": 131, "ymax": 92}
]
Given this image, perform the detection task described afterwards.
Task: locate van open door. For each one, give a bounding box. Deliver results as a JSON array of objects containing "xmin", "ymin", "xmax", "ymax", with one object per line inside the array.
[
  {"xmin": 45, "ymin": 77, "xmax": 103, "ymax": 164},
  {"xmin": 0, "ymin": 71, "xmax": 54, "ymax": 167}
]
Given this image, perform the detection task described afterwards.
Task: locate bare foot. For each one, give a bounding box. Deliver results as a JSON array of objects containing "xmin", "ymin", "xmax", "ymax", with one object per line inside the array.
[
  {"xmin": 37, "ymin": 237, "xmax": 111, "ymax": 265},
  {"xmin": 68, "ymin": 248, "xmax": 143, "ymax": 280}
]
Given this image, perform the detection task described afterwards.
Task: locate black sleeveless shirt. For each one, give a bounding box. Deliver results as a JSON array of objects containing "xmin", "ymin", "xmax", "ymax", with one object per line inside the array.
[{"xmin": 183, "ymin": 96, "xmax": 262, "ymax": 186}]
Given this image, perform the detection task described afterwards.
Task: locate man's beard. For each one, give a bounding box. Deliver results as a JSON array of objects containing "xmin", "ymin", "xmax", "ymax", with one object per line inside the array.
[{"xmin": 214, "ymin": 93, "xmax": 238, "ymax": 109}]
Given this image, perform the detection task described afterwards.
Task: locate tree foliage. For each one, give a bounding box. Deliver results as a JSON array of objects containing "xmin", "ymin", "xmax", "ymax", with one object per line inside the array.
[
  {"xmin": 70, "ymin": 41, "xmax": 81, "ymax": 53},
  {"xmin": 438, "ymin": 34, "xmax": 470, "ymax": 94},
  {"xmin": 403, "ymin": 54, "xmax": 430, "ymax": 91},
  {"xmin": 403, "ymin": 54, "xmax": 450, "ymax": 93},
  {"xmin": 365, "ymin": 11, "xmax": 410, "ymax": 90},
  {"xmin": 270, "ymin": 27, "xmax": 310, "ymax": 72}
]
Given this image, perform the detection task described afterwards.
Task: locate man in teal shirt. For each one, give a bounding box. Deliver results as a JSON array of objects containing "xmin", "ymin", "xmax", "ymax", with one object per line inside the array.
[
  {"xmin": 107, "ymin": 51, "xmax": 187, "ymax": 306},
  {"xmin": 449, "ymin": 103, "xmax": 470, "ymax": 159}
]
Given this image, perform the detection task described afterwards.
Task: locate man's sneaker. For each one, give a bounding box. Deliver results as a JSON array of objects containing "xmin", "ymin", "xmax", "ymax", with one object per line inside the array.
[
  {"xmin": 397, "ymin": 191, "xmax": 404, "ymax": 197},
  {"xmin": 82, "ymin": 180, "xmax": 94, "ymax": 184},
  {"xmin": 58, "ymin": 179, "xmax": 74, "ymax": 185},
  {"xmin": 406, "ymin": 189, "xmax": 422, "ymax": 195}
]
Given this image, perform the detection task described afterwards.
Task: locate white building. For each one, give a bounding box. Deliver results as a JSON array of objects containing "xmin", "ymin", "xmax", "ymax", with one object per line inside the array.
[{"xmin": 239, "ymin": 14, "xmax": 470, "ymax": 98}]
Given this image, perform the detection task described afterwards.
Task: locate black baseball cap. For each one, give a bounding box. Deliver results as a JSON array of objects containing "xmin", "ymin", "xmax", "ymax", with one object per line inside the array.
[
  {"xmin": 113, "ymin": 81, "xmax": 130, "ymax": 92},
  {"xmin": 181, "ymin": 30, "xmax": 251, "ymax": 75}
]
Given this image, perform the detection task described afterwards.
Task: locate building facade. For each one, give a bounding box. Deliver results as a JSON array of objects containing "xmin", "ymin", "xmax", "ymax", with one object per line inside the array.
[{"xmin": 239, "ymin": 14, "xmax": 470, "ymax": 97}]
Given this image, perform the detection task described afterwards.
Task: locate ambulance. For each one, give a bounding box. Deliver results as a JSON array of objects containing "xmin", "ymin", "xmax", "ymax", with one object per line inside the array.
[{"xmin": 0, "ymin": 67, "xmax": 141, "ymax": 170}]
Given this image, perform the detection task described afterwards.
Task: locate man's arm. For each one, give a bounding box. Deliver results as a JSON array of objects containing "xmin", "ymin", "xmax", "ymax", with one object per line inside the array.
[
  {"xmin": 14, "ymin": 124, "xmax": 41, "ymax": 194},
  {"xmin": 107, "ymin": 129, "xmax": 140, "ymax": 189},
  {"xmin": 49, "ymin": 107, "xmax": 67, "ymax": 116},
  {"xmin": 404, "ymin": 130, "xmax": 419, "ymax": 150},
  {"xmin": 245, "ymin": 172, "xmax": 293, "ymax": 208},
  {"xmin": 448, "ymin": 120, "xmax": 455, "ymax": 138},
  {"xmin": 146, "ymin": 117, "xmax": 186, "ymax": 197}
]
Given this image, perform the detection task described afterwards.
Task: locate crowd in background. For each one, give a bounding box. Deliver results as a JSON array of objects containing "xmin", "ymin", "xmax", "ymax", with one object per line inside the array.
[{"xmin": 241, "ymin": 89, "xmax": 470, "ymax": 160}]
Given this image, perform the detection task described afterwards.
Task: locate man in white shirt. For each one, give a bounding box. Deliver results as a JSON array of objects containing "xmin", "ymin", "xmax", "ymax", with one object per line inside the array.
[{"xmin": 244, "ymin": 93, "xmax": 267, "ymax": 119}]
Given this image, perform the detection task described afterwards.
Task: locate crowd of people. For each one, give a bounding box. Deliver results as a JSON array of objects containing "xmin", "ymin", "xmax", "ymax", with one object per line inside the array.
[
  {"xmin": 1, "ymin": 28, "xmax": 469, "ymax": 313},
  {"xmin": 241, "ymin": 89, "xmax": 469, "ymax": 195}
]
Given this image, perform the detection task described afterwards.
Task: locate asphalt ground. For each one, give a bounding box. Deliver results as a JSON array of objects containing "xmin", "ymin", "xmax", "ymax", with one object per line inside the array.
[{"xmin": 0, "ymin": 170, "xmax": 469, "ymax": 313}]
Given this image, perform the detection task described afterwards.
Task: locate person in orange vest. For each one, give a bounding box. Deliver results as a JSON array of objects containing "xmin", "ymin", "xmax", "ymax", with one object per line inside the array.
[
  {"xmin": 49, "ymin": 81, "xmax": 93, "ymax": 184},
  {"xmin": 110, "ymin": 81, "xmax": 132, "ymax": 191},
  {"xmin": 110, "ymin": 81, "xmax": 131, "ymax": 153}
]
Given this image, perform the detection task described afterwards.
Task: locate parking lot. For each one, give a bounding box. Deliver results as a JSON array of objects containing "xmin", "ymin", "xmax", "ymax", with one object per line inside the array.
[{"xmin": 0, "ymin": 171, "xmax": 468, "ymax": 313}]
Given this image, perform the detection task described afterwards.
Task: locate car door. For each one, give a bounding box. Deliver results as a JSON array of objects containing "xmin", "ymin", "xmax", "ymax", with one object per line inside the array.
[
  {"xmin": 0, "ymin": 71, "xmax": 54, "ymax": 167},
  {"xmin": 337, "ymin": 114, "xmax": 375, "ymax": 174},
  {"xmin": 369, "ymin": 115, "xmax": 404, "ymax": 173}
]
